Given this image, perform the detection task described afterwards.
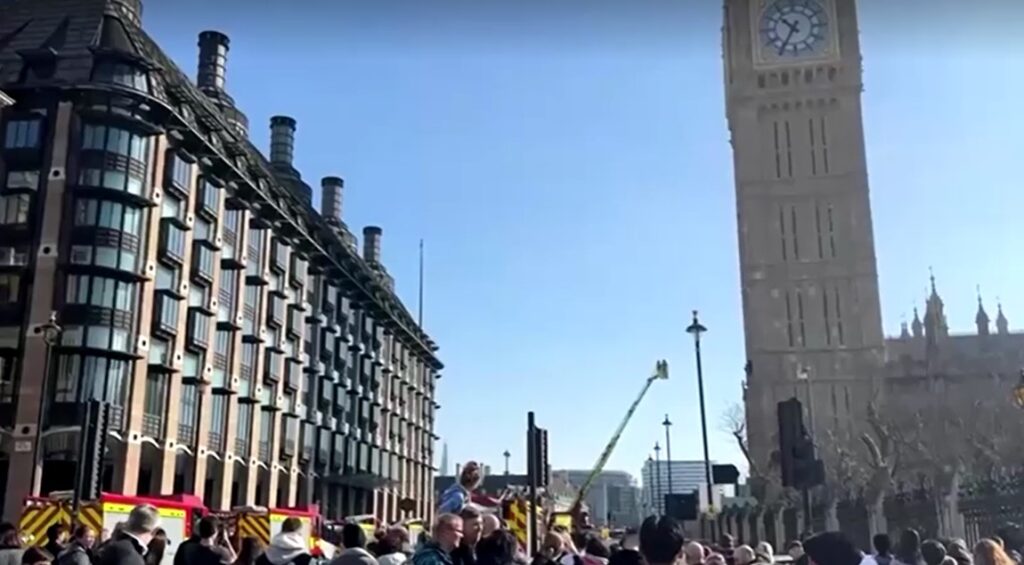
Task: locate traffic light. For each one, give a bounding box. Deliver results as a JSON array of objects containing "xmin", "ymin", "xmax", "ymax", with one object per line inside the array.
[
  {"xmin": 777, "ymin": 398, "xmax": 823, "ymax": 489},
  {"xmin": 532, "ymin": 427, "xmax": 550, "ymax": 488},
  {"xmin": 78, "ymin": 400, "xmax": 111, "ymax": 501}
]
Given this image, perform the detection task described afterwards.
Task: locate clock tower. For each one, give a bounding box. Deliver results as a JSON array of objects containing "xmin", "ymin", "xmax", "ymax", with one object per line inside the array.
[{"xmin": 723, "ymin": 0, "xmax": 885, "ymax": 471}]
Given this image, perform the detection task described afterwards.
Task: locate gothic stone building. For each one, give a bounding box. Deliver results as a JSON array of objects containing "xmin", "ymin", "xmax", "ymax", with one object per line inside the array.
[
  {"xmin": 725, "ymin": 0, "xmax": 1021, "ymax": 479},
  {"xmin": 0, "ymin": 0, "xmax": 442, "ymax": 521}
]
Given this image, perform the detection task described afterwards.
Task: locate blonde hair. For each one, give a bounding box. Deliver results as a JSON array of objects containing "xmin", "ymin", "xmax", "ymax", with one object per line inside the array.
[{"xmin": 975, "ymin": 539, "xmax": 1016, "ymax": 565}]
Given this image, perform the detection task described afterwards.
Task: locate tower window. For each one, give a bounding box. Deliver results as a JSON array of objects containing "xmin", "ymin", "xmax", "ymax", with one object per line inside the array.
[
  {"xmin": 815, "ymin": 204, "xmax": 824, "ymax": 259},
  {"xmin": 785, "ymin": 292, "xmax": 795, "ymax": 347},
  {"xmin": 772, "ymin": 122, "xmax": 781, "ymax": 179},
  {"xmin": 834, "ymin": 287, "xmax": 845, "ymax": 345},
  {"xmin": 789, "ymin": 206, "xmax": 800, "ymax": 260},
  {"xmin": 823, "ymin": 290, "xmax": 832, "ymax": 346},
  {"xmin": 778, "ymin": 205, "xmax": 787, "ymax": 261},
  {"xmin": 796, "ymin": 290, "xmax": 806, "ymax": 347},
  {"xmin": 827, "ymin": 205, "xmax": 836, "ymax": 258},
  {"xmin": 784, "ymin": 121, "xmax": 793, "ymax": 177}
]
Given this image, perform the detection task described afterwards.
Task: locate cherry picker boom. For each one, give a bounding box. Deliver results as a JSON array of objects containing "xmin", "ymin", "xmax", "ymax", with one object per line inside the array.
[{"xmin": 560, "ymin": 360, "xmax": 669, "ymax": 531}]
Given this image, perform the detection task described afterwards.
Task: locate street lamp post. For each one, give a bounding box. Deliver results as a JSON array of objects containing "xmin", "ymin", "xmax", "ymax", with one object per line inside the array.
[
  {"xmin": 653, "ymin": 442, "xmax": 662, "ymax": 517},
  {"xmin": 662, "ymin": 414, "xmax": 674, "ymax": 495},
  {"xmin": 646, "ymin": 455, "xmax": 655, "ymax": 516},
  {"xmin": 503, "ymin": 450, "xmax": 511, "ymax": 475},
  {"xmin": 32, "ymin": 311, "xmax": 62, "ymax": 496},
  {"xmin": 686, "ymin": 311, "xmax": 715, "ymax": 533}
]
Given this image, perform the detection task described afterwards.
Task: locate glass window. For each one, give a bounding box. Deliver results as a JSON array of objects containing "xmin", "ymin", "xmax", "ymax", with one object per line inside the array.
[
  {"xmin": 0, "ymin": 194, "xmax": 30, "ymax": 225},
  {"xmin": 143, "ymin": 372, "xmax": 168, "ymax": 417},
  {"xmin": 0, "ymin": 247, "xmax": 28, "ymax": 267},
  {"xmin": 179, "ymin": 384, "xmax": 198, "ymax": 438},
  {"xmin": 189, "ymin": 285, "xmax": 207, "ymax": 309},
  {"xmin": 167, "ymin": 153, "xmax": 193, "ymax": 191},
  {"xmin": 0, "ymin": 274, "xmax": 20, "ymax": 303},
  {"xmin": 197, "ymin": 179, "xmax": 221, "ymax": 216},
  {"xmin": 5, "ymin": 170, "xmax": 39, "ymax": 190},
  {"xmin": 149, "ymin": 338, "xmax": 170, "ymax": 365},
  {"xmin": 182, "ymin": 351, "xmax": 201, "ymax": 379},
  {"xmin": 3, "ymin": 119, "xmax": 41, "ymax": 149},
  {"xmin": 193, "ymin": 245, "xmax": 215, "ymax": 280},
  {"xmin": 194, "ymin": 217, "xmax": 213, "ymax": 242},
  {"xmin": 93, "ymin": 61, "xmax": 149, "ymax": 92},
  {"xmin": 155, "ymin": 265, "xmax": 179, "ymax": 291},
  {"xmin": 210, "ymin": 395, "xmax": 228, "ymax": 434},
  {"xmin": 162, "ymin": 194, "xmax": 184, "ymax": 220}
]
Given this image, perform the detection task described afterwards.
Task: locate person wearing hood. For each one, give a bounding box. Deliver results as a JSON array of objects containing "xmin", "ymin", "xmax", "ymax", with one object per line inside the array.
[
  {"xmin": 439, "ymin": 464, "xmax": 482, "ymax": 515},
  {"xmin": 413, "ymin": 515, "xmax": 463, "ymax": 565},
  {"xmin": 329, "ymin": 525, "xmax": 378, "ymax": 565},
  {"xmin": 56, "ymin": 527, "xmax": 96, "ymax": 565},
  {"xmin": 258, "ymin": 518, "xmax": 312, "ymax": 565}
]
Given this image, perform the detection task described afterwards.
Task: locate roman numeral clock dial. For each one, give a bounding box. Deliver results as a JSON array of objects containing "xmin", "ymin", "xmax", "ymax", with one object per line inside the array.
[{"xmin": 755, "ymin": 0, "xmax": 837, "ymax": 65}]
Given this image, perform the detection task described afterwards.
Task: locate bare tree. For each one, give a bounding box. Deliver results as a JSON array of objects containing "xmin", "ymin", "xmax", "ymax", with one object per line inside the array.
[{"xmin": 720, "ymin": 403, "xmax": 761, "ymax": 478}]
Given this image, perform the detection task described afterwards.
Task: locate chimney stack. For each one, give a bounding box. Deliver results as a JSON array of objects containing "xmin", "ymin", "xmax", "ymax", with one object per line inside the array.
[
  {"xmin": 363, "ymin": 226, "xmax": 382, "ymax": 265},
  {"xmin": 197, "ymin": 31, "xmax": 230, "ymax": 92},
  {"xmin": 321, "ymin": 176, "xmax": 344, "ymax": 224},
  {"xmin": 269, "ymin": 116, "xmax": 296, "ymax": 167}
]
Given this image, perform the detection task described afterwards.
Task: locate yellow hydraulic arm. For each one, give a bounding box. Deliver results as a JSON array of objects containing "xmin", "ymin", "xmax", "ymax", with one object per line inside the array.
[{"xmin": 569, "ymin": 361, "xmax": 669, "ymax": 523}]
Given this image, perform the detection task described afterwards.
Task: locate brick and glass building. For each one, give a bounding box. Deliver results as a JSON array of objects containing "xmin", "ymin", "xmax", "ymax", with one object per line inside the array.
[{"xmin": 0, "ymin": 0, "xmax": 441, "ymax": 521}]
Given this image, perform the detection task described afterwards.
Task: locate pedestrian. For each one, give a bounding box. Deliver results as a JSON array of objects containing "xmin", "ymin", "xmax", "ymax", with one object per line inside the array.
[
  {"xmin": 531, "ymin": 533, "xmax": 565, "ymax": 565},
  {"xmin": 44, "ymin": 525, "xmax": 69, "ymax": 562},
  {"xmin": 22, "ymin": 548, "xmax": 51, "ymax": 565},
  {"xmin": 895, "ymin": 530, "xmax": 926, "ymax": 565},
  {"xmin": 921, "ymin": 541, "xmax": 948, "ymax": 565},
  {"xmin": 0, "ymin": 523, "xmax": 25, "ymax": 565},
  {"xmin": 872, "ymin": 534, "xmax": 895, "ymax": 565},
  {"xmin": 802, "ymin": 531, "xmax": 863, "ymax": 565},
  {"xmin": 329, "ymin": 524, "xmax": 378, "ymax": 565},
  {"xmin": 480, "ymin": 518, "xmax": 500, "ymax": 542},
  {"xmin": 451, "ymin": 507, "xmax": 482, "ymax": 565},
  {"xmin": 376, "ymin": 527, "xmax": 410, "ymax": 565},
  {"xmin": 716, "ymin": 536, "xmax": 735, "ymax": 565},
  {"xmin": 438, "ymin": 463, "xmax": 482, "ymax": 515},
  {"xmin": 973, "ymin": 540, "xmax": 1013, "ymax": 565},
  {"xmin": 145, "ymin": 530, "xmax": 168, "ymax": 565},
  {"xmin": 235, "ymin": 538, "xmax": 264, "ymax": 565},
  {"xmin": 683, "ymin": 542, "xmax": 705, "ymax": 565},
  {"xmin": 638, "ymin": 515, "xmax": 685, "ymax": 565},
  {"xmin": 95, "ymin": 504, "xmax": 161, "ymax": 565},
  {"xmin": 175, "ymin": 516, "xmax": 236, "ymax": 565},
  {"xmin": 412, "ymin": 514, "xmax": 462, "ymax": 565},
  {"xmin": 753, "ymin": 542, "xmax": 772, "ymax": 564},
  {"xmin": 258, "ymin": 518, "xmax": 311, "ymax": 565},
  {"xmin": 787, "ymin": 541, "xmax": 804, "ymax": 561},
  {"xmin": 944, "ymin": 539, "xmax": 971, "ymax": 565},
  {"xmin": 581, "ymin": 537, "xmax": 609, "ymax": 565},
  {"xmin": 733, "ymin": 546, "xmax": 754, "ymax": 565},
  {"xmin": 476, "ymin": 530, "xmax": 518, "ymax": 565},
  {"xmin": 57, "ymin": 526, "xmax": 96, "ymax": 565}
]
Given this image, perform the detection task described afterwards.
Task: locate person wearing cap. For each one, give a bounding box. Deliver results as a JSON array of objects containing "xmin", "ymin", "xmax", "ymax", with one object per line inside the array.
[{"xmin": 439, "ymin": 463, "xmax": 482, "ymax": 515}]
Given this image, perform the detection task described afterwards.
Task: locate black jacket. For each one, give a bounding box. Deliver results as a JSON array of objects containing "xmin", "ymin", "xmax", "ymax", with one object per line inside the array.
[
  {"xmin": 97, "ymin": 534, "xmax": 147, "ymax": 565},
  {"xmin": 450, "ymin": 543, "xmax": 475, "ymax": 565}
]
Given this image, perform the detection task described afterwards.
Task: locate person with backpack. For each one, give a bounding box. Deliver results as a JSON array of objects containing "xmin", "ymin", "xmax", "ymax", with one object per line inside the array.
[{"xmin": 56, "ymin": 527, "xmax": 96, "ymax": 565}]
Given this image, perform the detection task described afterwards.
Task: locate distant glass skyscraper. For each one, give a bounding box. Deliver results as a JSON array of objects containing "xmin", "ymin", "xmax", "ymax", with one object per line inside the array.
[{"xmin": 641, "ymin": 459, "xmax": 723, "ymax": 517}]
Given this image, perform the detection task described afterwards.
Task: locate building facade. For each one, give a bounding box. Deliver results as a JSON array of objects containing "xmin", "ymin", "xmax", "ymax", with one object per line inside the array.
[
  {"xmin": 640, "ymin": 460, "xmax": 723, "ymax": 517},
  {"xmin": 724, "ymin": 0, "xmax": 886, "ymax": 470},
  {"xmin": 556, "ymin": 470, "xmax": 640, "ymax": 528},
  {"xmin": 0, "ymin": 0, "xmax": 441, "ymax": 521}
]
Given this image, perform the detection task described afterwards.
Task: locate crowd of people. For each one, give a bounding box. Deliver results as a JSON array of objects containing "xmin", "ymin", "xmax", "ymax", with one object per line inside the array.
[{"xmin": 1, "ymin": 494, "xmax": 1022, "ymax": 565}]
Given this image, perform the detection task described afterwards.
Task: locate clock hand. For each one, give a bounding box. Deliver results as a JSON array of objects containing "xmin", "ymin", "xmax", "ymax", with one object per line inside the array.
[{"xmin": 778, "ymin": 25, "xmax": 797, "ymax": 55}]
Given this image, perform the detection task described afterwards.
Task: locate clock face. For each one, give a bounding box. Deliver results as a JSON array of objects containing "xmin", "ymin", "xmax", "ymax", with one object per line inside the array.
[{"xmin": 759, "ymin": 0, "xmax": 831, "ymax": 59}]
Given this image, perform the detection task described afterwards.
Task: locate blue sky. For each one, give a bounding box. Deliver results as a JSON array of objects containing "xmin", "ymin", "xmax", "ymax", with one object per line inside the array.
[{"xmin": 144, "ymin": 0, "xmax": 1024, "ymax": 483}]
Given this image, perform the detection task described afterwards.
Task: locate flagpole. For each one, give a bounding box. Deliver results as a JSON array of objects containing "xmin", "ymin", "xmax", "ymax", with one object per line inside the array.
[{"xmin": 418, "ymin": 238, "xmax": 424, "ymax": 327}]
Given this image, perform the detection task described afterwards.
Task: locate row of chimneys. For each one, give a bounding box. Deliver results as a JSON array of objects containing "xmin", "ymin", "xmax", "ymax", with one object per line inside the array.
[{"xmin": 193, "ymin": 31, "xmax": 385, "ymax": 267}]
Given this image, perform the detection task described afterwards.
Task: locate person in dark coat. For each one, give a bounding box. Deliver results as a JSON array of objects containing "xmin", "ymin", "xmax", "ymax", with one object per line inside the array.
[
  {"xmin": 95, "ymin": 505, "xmax": 161, "ymax": 565},
  {"xmin": 44, "ymin": 525, "xmax": 68, "ymax": 562},
  {"xmin": 56, "ymin": 526, "xmax": 96, "ymax": 565}
]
